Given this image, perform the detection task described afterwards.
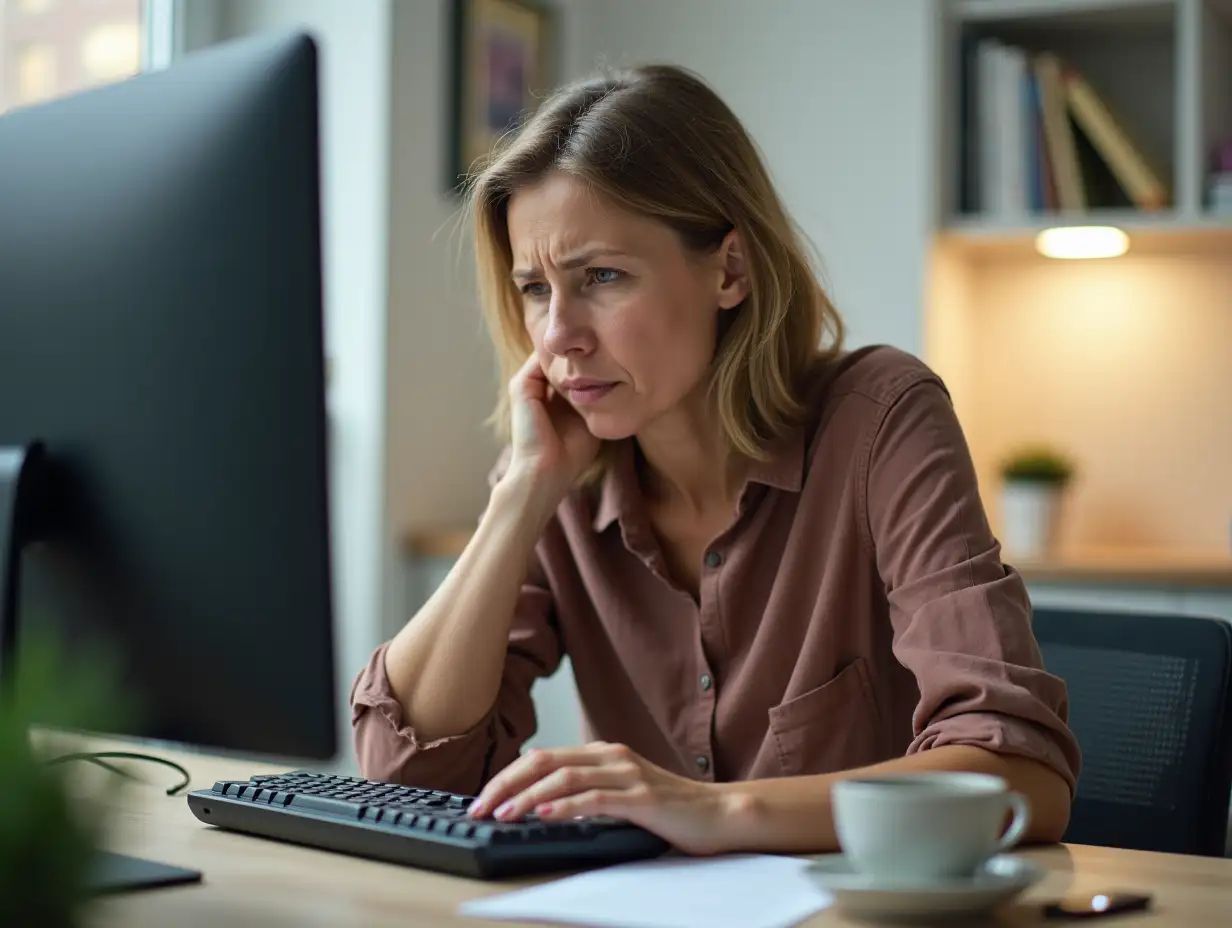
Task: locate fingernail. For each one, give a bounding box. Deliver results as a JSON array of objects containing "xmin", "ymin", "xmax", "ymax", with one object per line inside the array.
[
  {"xmin": 467, "ymin": 800, "xmax": 482, "ymax": 816},
  {"xmin": 495, "ymin": 801, "xmax": 514, "ymax": 820},
  {"xmin": 536, "ymin": 802, "xmax": 553, "ymax": 816}
]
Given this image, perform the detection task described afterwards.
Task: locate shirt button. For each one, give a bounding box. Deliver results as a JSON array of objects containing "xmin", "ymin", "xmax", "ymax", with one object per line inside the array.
[
  {"xmin": 699, "ymin": 673, "xmax": 713, "ymax": 692},
  {"xmin": 694, "ymin": 754, "xmax": 710, "ymax": 773},
  {"xmin": 704, "ymin": 550, "xmax": 722, "ymax": 568}
]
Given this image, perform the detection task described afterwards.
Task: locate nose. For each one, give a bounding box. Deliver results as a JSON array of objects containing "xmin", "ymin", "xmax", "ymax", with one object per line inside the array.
[{"xmin": 541, "ymin": 292, "xmax": 595, "ymax": 358}]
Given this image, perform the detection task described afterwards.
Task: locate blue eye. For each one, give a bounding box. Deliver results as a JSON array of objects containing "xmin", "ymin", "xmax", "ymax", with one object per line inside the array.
[
  {"xmin": 588, "ymin": 267, "xmax": 622, "ymax": 285},
  {"xmin": 520, "ymin": 281, "xmax": 550, "ymax": 298}
]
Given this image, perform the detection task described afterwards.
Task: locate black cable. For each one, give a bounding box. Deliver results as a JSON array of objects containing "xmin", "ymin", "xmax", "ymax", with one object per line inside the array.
[{"xmin": 43, "ymin": 751, "xmax": 192, "ymax": 796}]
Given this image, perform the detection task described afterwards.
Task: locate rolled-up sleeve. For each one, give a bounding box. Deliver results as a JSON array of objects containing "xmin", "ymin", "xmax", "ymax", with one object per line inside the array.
[
  {"xmin": 350, "ymin": 549, "xmax": 563, "ymax": 794},
  {"xmin": 864, "ymin": 374, "xmax": 1081, "ymax": 794}
]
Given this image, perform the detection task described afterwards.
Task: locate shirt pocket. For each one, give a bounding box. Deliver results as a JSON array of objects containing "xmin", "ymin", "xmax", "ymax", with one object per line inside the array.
[{"xmin": 767, "ymin": 657, "xmax": 885, "ymax": 777}]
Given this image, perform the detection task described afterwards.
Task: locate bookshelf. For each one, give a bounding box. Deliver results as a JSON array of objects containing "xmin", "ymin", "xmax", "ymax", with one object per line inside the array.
[
  {"xmin": 927, "ymin": 0, "xmax": 1232, "ymax": 560},
  {"xmin": 937, "ymin": 0, "xmax": 1232, "ymax": 250}
]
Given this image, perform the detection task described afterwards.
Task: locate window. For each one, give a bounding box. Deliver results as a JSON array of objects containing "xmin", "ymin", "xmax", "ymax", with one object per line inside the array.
[
  {"xmin": 0, "ymin": 0, "xmax": 161, "ymax": 114},
  {"xmin": 80, "ymin": 21, "xmax": 139, "ymax": 82},
  {"xmin": 16, "ymin": 42, "xmax": 55, "ymax": 104}
]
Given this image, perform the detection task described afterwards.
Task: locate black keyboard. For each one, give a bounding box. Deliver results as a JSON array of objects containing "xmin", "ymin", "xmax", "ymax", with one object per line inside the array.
[{"xmin": 186, "ymin": 770, "xmax": 670, "ymax": 879}]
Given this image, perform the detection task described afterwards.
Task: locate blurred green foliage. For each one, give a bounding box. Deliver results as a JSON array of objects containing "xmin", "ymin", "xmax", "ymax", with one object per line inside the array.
[
  {"xmin": 999, "ymin": 446, "xmax": 1075, "ymax": 486},
  {"xmin": 0, "ymin": 627, "xmax": 134, "ymax": 928}
]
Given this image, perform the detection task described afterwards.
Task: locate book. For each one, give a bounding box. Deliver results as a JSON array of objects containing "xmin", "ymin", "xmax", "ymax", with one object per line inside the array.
[
  {"xmin": 1034, "ymin": 53, "xmax": 1084, "ymax": 212},
  {"xmin": 1061, "ymin": 66, "xmax": 1169, "ymax": 210}
]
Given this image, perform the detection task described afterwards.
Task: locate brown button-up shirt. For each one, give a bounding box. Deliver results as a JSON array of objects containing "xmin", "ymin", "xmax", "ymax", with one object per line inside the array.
[{"xmin": 352, "ymin": 346, "xmax": 1081, "ymax": 796}]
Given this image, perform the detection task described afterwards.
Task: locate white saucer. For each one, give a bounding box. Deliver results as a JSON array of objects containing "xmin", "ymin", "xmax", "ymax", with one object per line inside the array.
[{"xmin": 803, "ymin": 854, "xmax": 1045, "ymax": 921}]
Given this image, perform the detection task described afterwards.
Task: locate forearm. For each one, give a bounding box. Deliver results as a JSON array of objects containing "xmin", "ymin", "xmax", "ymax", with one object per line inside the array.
[
  {"xmin": 383, "ymin": 474, "xmax": 554, "ymax": 741},
  {"xmin": 714, "ymin": 746, "xmax": 1072, "ymax": 855}
]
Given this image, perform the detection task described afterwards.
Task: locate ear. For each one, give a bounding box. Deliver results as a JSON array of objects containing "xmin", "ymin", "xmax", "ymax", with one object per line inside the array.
[{"xmin": 715, "ymin": 228, "xmax": 751, "ymax": 311}]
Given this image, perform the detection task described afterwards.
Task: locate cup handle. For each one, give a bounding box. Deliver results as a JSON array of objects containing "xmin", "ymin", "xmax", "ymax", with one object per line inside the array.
[{"xmin": 993, "ymin": 791, "xmax": 1031, "ymax": 852}]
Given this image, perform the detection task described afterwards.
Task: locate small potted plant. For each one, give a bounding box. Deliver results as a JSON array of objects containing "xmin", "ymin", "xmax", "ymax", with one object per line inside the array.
[
  {"xmin": 998, "ymin": 446, "xmax": 1075, "ymax": 559},
  {"xmin": 1, "ymin": 630, "xmax": 128, "ymax": 928}
]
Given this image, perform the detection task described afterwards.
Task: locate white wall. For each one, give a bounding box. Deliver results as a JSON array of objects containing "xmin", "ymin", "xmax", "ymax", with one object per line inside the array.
[
  {"xmin": 564, "ymin": 0, "xmax": 936, "ymax": 354},
  {"xmin": 203, "ymin": 0, "xmax": 395, "ymax": 770},
  {"xmin": 382, "ymin": 0, "xmax": 503, "ymax": 644}
]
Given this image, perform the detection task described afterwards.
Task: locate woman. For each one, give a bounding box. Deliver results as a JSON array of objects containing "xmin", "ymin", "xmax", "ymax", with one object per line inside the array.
[{"xmin": 352, "ymin": 64, "xmax": 1080, "ymax": 856}]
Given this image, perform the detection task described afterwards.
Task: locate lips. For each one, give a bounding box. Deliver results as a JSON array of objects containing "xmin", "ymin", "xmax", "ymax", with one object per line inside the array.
[{"xmin": 561, "ymin": 379, "xmax": 618, "ymax": 406}]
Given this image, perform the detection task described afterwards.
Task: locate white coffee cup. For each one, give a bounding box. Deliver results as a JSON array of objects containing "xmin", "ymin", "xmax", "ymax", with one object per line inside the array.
[{"xmin": 831, "ymin": 772, "xmax": 1030, "ymax": 884}]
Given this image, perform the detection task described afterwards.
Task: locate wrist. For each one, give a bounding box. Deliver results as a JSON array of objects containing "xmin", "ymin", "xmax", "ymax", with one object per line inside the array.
[
  {"xmin": 487, "ymin": 468, "xmax": 560, "ymax": 540},
  {"xmin": 709, "ymin": 774, "xmax": 839, "ymax": 855},
  {"xmin": 708, "ymin": 781, "xmax": 764, "ymax": 855}
]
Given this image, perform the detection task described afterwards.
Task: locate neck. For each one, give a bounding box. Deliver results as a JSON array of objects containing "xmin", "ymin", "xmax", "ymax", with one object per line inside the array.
[{"xmin": 635, "ymin": 391, "xmax": 742, "ymax": 517}]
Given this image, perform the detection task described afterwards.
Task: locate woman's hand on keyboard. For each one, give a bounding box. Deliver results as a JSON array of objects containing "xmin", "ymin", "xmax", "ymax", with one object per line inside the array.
[{"xmin": 465, "ymin": 741, "xmax": 738, "ymax": 856}]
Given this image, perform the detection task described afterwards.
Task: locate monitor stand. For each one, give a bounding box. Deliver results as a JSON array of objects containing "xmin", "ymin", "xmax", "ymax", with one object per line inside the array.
[
  {"xmin": 0, "ymin": 443, "xmax": 202, "ymax": 894},
  {"xmin": 88, "ymin": 850, "xmax": 201, "ymax": 893}
]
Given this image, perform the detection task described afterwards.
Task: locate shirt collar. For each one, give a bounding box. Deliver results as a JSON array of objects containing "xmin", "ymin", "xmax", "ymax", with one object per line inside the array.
[{"xmin": 590, "ymin": 426, "xmax": 807, "ymax": 534}]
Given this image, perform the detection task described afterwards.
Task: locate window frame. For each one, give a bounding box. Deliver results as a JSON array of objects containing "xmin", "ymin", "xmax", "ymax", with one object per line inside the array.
[{"xmin": 142, "ymin": 0, "xmax": 178, "ymax": 70}]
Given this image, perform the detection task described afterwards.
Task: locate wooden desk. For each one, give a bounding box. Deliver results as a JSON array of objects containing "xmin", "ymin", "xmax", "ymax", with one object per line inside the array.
[{"xmin": 77, "ymin": 742, "xmax": 1232, "ymax": 927}]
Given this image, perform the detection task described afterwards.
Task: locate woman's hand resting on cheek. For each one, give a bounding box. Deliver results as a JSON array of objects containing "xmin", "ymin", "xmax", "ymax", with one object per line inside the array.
[
  {"xmin": 506, "ymin": 353, "xmax": 601, "ymax": 506},
  {"xmin": 466, "ymin": 742, "xmax": 738, "ymax": 856}
]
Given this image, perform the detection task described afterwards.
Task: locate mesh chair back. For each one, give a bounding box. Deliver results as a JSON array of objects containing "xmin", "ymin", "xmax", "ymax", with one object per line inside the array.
[{"xmin": 1033, "ymin": 608, "xmax": 1232, "ymax": 857}]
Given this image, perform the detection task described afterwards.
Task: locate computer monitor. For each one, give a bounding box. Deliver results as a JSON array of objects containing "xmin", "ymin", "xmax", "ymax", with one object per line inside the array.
[{"xmin": 0, "ymin": 31, "xmax": 336, "ymax": 890}]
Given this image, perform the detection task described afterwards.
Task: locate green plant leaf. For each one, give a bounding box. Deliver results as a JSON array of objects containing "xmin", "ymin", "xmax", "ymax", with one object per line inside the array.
[
  {"xmin": 0, "ymin": 627, "xmax": 132, "ymax": 927},
  {"xmin": 999, "ymin": 446, "xmax": 1075, "ymax": 485}
]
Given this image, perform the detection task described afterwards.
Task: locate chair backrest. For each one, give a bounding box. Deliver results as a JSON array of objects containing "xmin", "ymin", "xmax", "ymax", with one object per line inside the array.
[{"xmin": 1032, "ymin": 608, "xmax": 1232, "ymax": 857}]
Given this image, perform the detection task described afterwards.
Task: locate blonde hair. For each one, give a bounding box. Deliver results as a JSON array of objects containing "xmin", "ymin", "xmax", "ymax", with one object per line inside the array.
[{"xmin": 467, "ymin": 64, "xmax": 844, "ymax": 469}]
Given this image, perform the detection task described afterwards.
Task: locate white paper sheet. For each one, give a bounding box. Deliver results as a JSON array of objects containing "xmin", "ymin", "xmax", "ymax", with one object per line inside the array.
[{"xmin": 458, "ymin": 854, "xmax": 833, "ymax": 928}]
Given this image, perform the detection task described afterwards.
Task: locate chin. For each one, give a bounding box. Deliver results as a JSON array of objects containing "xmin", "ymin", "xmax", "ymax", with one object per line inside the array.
[{"xmin": 579, "ymin": 410, "xmax": 641, "ymax": 443}]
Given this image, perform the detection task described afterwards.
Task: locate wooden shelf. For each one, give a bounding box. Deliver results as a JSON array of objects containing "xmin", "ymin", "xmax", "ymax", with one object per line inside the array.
[
  {"xmin": 956, "ymin": 0, "xmax": 1178, "ymax": 28},
  {"xmin": 403, "ymin": 528, "xmax": 473, "ymax": 559},
  {"xmin": 400, "ymin": 530, "xmax": 1232, "ymax": 590},
  {"xmin": 937, "ymin": 210, "xmax": 1232, "ymax": 256},
  {"xmin": 1014, "ymin": 545, "xmax": 1232, "ymax": 587}
]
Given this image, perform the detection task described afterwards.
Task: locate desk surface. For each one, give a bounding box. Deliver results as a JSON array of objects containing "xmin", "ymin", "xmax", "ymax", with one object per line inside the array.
[{"xmin": 76, "ymin": 740, "xmax": 1232, "ymax": 927}]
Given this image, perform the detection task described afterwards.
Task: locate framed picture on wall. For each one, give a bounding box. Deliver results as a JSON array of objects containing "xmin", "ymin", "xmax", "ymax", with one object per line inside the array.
[{"xmin": 449, "ymin": 0, "xmax": 554, "ymax": 192}]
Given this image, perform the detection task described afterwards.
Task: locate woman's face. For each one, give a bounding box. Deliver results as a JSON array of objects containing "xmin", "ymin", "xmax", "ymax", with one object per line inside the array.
[{"xmin": 506, "ymin": 172, "xmax": 748, "ymax": 441}]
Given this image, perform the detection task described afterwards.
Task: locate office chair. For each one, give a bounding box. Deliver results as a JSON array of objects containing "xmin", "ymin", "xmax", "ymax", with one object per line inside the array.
[{"xmin": 1032, "ymin": 607, "xmax": 1232, "ymax": 857}]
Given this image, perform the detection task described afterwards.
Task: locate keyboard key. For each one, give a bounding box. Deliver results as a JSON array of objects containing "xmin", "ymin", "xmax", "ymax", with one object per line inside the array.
[
  {"xmin": 212, "ymin": 780, "xmax": 250, "ymax": 796},
  {"xmin": 288, "ymin": 794, "xmax": 364, "ymax": 818}
]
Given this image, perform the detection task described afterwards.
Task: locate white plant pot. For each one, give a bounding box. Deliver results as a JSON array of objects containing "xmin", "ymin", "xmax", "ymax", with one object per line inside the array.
[{"xmin": 1000, "ymin": 481, "xmax": 1063, "ymax": 559}]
